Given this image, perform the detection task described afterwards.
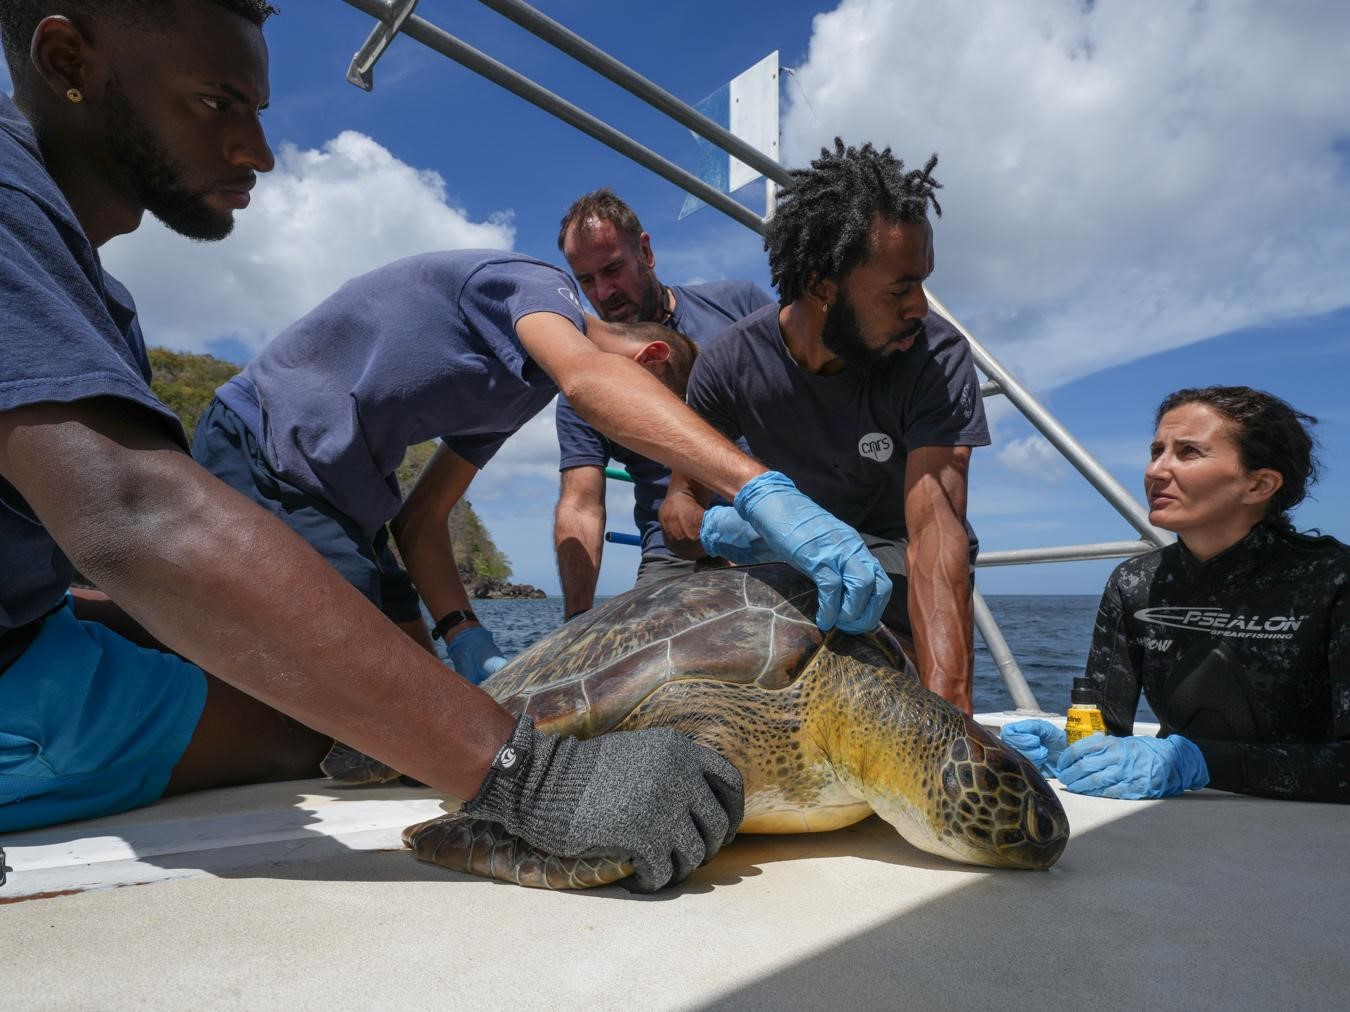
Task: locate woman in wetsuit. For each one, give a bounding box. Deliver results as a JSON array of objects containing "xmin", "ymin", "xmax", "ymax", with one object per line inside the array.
[{"xmin": 1005, "ymin": 386, "xmax": 1348, "ymax": 803}]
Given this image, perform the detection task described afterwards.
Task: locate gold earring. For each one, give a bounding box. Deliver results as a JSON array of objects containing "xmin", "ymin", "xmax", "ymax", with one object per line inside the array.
[{"xmin": 66, "ymin": 88, "xmax": 83, "ymax": 103}]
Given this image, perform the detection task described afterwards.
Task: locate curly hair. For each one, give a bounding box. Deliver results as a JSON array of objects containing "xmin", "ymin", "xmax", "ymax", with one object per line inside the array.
[
  {"xmin": 765, "ymin": 138, "xmax": 942, "ymax": 305},
  {"xmin": 1, "ymin": 0, "xmax": 278, "ymax": 75},
  {"xmin": 556, "ymin": 187, "xmax": 644, "ymax": 252},
  {"xmin": 1156, "ymin": 385, "xmax": 1321, "ymax": 528}
]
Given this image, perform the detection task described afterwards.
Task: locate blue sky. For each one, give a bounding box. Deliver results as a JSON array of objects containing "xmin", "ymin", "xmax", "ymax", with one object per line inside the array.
[{"xmin": 5, "ymin": 0, "xmax": 1347, "ymax": 596}]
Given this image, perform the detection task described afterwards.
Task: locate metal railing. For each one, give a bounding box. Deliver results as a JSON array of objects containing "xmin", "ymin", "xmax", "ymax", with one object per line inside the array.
[{"xmin": 335, "ymin": 0, "xmax": 1174, "ymax": 712}]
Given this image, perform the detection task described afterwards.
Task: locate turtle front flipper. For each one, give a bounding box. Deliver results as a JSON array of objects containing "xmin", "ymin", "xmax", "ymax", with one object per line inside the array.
[
  {"xmin": 403, "ymin": 814, "xmax": 635, "ymax": 890},
  {"xmin": 320, "ymin": 741, "xmax": 403, "ymax": 784}
]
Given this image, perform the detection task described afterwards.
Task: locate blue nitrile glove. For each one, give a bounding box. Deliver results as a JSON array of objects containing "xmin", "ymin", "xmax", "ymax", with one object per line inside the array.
[
  {"xmin": 1000, "ymin": 719, "xmax": 1068, "ymax": 780},
  {"xmin": 715, "ymin": 471, "xmax": 891, "ymax": 634},
  {"xmin": 698, "ymin": 506, "xmax": 779, "ymax": 565},
  {"xmin": 446, "ymin": 626, "xmax": 508, "ymax": 685},
  {"xmin": 1056, "ymin": 733, "xmax": 1209, "ymax": 800}
]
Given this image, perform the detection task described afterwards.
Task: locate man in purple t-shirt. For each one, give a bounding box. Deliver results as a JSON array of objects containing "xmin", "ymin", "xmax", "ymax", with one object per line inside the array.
[
  {"xmin": 664, "ymin": 141, "xmax": 990, "ymax": 715},
  {"xmin": 552, "ymin": 189, "xmax": 773, "ymax": 620}
]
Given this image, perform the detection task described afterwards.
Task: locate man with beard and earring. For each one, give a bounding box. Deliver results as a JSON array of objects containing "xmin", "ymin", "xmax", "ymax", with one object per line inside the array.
[
  {"xmin": 662, "ymin": 140, "xmax": 989, "ymax": 715},
  {"xmin": 552, "ymin": 189, "xmax": 774, "ymax": 621},
  {"xmin": 0, "ymin": 6, "xmax": 887, "ymax": 891}
]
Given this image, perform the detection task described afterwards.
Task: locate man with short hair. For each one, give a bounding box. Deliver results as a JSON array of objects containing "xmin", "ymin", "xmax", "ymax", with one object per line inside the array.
[
  {"xmin": 663, "ymin": 140, "xmax": 989, "ymax": 714},
  {"xmin": 0, "ymin": 3, "xmax": 886, "ymax": 891},
  {"xmin": 553, "ymin": 189, "xmax": 774, "ymax": 620},
  {"xmin": 192, "ymin": 250, "xmax": 781, "ymax": 687}
]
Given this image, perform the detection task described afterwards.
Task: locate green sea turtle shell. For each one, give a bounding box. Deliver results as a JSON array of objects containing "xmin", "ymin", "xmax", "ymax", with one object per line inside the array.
[{"xmin": 484, "ymin": 563, "xmax": 901, "ymax": 731}]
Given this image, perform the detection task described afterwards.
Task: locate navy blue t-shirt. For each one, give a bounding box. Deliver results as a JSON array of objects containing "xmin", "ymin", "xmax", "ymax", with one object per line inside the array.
[
  {"xmin": 219, "ymin": 251, "xmax": 585, "ymax": 536},
  {"xmin": 686, "ymin": 303, "xmax": 990, "ymax": 549},
  {"xmin": 0, "ymin": 95, "xmax": 185, "ymax": 630},
  {"xmin": 555, "ymin": 279, "xmax": 773, "ymax": 555}
]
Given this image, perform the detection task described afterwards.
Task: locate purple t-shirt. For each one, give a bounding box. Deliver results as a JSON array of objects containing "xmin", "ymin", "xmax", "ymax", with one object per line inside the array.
[
  {"xmin": 0, "ymin": 95, "xmax": 184, "ymax": 629},
  {"xmin": 220, "ymin": 251, "xmax": 584, "ymax": 535},
  {"xmin": 686, "ymin": 303, "xmax": 990, "ymax": 547},
  {"xmin": 555, "ymin": 279, "xmax": 774, "ymax": 555}
]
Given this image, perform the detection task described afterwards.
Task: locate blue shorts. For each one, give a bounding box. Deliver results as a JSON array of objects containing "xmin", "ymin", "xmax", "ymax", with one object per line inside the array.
[
  {"xmin": 192, "ymin": 397, "xmax": 423, "ymax": 623},
  {"xmin": 0, "ymin": 601, "xmax": 207, "ymax": 833}
]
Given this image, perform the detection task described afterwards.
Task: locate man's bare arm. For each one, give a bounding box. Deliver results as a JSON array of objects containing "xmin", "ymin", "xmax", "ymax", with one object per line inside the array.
[
  {"xmin": 903, "ymin": 444, "xmax": 975, "ymax": 715},
  {"xmin": 517, "ymin": 313, "xmax": 764, "ymax": 500},
  {"xmin": 0, "ymin": 399, "xmax": 514, "ymax": 796},
  {"xmin": 390, "ymin": 442, "xmax": 481, "ymax": 632},
  {"xmin": 554, "ymin": 465, "xmax": 606, "ymax": 619},
  {"xmin": 659, "ymin": 471, "xmax": 715, "ymax": 561}
]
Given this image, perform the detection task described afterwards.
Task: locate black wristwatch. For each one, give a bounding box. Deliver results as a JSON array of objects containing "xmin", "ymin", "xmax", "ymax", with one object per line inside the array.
[{"xmin": 432, "ymin": 608, "xmax": 478, "ymax": 641}]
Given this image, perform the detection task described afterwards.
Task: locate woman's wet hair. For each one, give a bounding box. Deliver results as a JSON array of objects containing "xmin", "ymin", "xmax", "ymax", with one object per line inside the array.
[{"xmin": 1156, "ymin": 385, "xmax": 1321, "ymax": 527}]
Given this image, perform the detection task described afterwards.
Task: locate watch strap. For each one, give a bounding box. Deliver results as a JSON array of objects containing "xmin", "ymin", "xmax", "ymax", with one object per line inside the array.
[{"xmin": 432, "ymin": 608, "xmax": 479, "ymax": 640}]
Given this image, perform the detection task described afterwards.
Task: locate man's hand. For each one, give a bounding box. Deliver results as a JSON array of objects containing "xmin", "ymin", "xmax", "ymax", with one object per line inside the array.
[
  {"xmin": 699, "ymin": 507, "xmax": 777, "ymax": 565},
  {"xmin": 659, "ymin": 472, "xmax": 714, "ymax": 561},
  {"xmin": 445, "ymin": 626, "xmax": 508, "ymax": 685},
  {"xmin": 1000, "ymin": 719, "xmax": 1068, "ymax": 780},
  {"xmin": 724, "ymin": 471, "xmax": 891, "ymax": 633},
  {"xmin": 466, "ymin": 715, "xmax": 744, "ymax": 892}
]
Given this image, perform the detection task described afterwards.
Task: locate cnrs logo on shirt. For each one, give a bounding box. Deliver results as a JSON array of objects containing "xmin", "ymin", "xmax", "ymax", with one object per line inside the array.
[{"xmin": 858, "ymin": 431, "xmax": 894, "ymax": 463}]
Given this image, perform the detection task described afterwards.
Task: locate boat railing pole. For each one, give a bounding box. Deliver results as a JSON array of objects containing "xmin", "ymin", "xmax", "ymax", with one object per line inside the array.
[{"xmin": 336, "ymin": 0, "xmax": 767, "ymax": 233}]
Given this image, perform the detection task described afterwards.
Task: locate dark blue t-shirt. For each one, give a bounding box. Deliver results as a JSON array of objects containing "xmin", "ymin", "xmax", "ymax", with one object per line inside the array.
[
  {"xmin": 555, "ymin": 279, "xmax": 774, "ymax": 556},
  {"xmin": 219, "ymin": 251, "xmax": 585, "ymax": 536},
  {"xmin": 0, "ymin": 95, "xmax": 185, "ymax": 630},
  {"xmin": 686, "ymin": 303, "xmax": 990, "ymax": 549}
]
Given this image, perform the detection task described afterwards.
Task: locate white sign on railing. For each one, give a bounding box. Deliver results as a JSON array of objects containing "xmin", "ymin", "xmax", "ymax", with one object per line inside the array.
[{"xmin": 679, "ymin": 51, "xmax": 779, "ymax": 219}]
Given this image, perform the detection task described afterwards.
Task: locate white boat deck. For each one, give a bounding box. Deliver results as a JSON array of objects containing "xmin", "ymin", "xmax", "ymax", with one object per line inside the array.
[{"xmin": 2, "ymin": 717, "xmax": 1345, "ymax": 1010}]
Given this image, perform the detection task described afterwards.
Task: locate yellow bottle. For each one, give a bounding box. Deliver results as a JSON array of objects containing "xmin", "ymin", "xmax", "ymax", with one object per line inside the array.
[{"xmin": 1065, "ymin": 677, "xmax": 1106, "ymax": 745}]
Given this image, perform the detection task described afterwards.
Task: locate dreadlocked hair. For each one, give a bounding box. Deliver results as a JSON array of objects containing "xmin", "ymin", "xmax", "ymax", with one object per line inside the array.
[
  {"xmin": 1156, "ymin": 385, "xmax": 1321, "ymax": 531},
  {"xmin": 765, "ymin": 138, "xmax": 942, "ymax": 305},
  {"xmin": 1, "ymin": 0, "xmax": 278, "ymax": 75}
]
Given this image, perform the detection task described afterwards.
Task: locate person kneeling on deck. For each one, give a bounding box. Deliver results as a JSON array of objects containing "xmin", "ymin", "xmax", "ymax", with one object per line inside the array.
[
  {"xmin": 0, "ymin": 2, "xmax": 875, "ymax": 892},
  {"xmin": 1003, "ymin": 387, "xmax": 1348, "ymax": 804},
  {"xmin": 552, "ymin": 189, "xmax": 774, "ymax": 621},
  {"xmin": 661, "ymin": 140, "xmax": 989, "ymax": 716},
  {"xmin": 192, "ymin": 250, "xmax": 890, "ymax": 684}
]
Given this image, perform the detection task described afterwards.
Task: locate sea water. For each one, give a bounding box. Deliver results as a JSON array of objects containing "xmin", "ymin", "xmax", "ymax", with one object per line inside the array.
[{"xmin": 440, "ymin": 594, "xmax": 1157, "ymax": 720}]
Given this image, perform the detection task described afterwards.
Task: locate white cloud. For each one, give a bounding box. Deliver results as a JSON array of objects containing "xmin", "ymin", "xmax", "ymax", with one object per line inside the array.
[
  {"xmin": 100, "ymin": 131, "xmax": 515, "ymax": 356},
  {"xmin": 996, "ymin": 435, "xmax": 1069, "ymax": 484},
  {"xmin": 782, "ymin": 0, "xmax": 1350, "ymax": 389}
]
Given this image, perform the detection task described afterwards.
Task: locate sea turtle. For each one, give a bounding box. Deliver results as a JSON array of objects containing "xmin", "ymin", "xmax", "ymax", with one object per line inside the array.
[{"xmin": 399, "ymin": 563, "xmax": 1070, "ymax": 888}]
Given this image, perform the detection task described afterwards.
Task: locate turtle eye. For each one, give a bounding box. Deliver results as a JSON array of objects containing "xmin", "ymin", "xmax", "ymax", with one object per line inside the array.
[{"xmin": 942, "ymin": 764, "xmax": 961, "ymax": 802}]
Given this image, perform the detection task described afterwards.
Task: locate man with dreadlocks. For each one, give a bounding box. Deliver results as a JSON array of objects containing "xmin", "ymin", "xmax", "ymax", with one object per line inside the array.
[
  {"xmin": 663, "ymin": 140, "xmax": 989, "ymax": 714},
  {"xmin": 0, "ymin": 4, "xmax": 893, "ymax": 891}
]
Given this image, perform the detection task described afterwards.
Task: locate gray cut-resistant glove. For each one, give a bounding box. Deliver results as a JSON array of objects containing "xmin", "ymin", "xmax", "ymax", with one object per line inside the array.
[{"xmin": 465, "ymin": 714, "xmax": 744, "ymax": 892}]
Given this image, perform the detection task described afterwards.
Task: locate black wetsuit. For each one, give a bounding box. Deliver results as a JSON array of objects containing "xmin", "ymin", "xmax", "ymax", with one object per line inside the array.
[{"xmin": 1084, "ymin": 523, "xmax": 1349, "ymax": 803}]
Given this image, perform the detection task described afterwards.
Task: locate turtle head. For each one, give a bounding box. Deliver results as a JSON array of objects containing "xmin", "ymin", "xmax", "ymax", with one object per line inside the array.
[
  {"xmin": 863, "ymin": 713, "xmax": 1070, "ymax": 870},
  {"xmin": 815, "ymin": 640, "xmax": 1069, "ymax": 871},
  {"xmin": 924, "ymin": 716, "xmax": 1069, "ymax": 870},
  {"xmin": 860, "ymin": 711, "xmax": 1069, "ymax": 871}
]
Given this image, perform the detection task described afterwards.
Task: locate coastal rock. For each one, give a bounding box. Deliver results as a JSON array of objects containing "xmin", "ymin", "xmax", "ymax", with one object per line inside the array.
[{"xmin": 468, "ymin": 577, "xmax": 547, "ymax": 600}]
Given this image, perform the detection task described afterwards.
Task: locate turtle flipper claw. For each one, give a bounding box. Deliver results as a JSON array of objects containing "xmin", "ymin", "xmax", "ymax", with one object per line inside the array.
[
  {"xmin": 320, "ymin": 741, "xmax": 404, "ymax": 784},
  {"xmin": 403, "ymin": 814, "xmax": 634, "ymax": 890}
]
